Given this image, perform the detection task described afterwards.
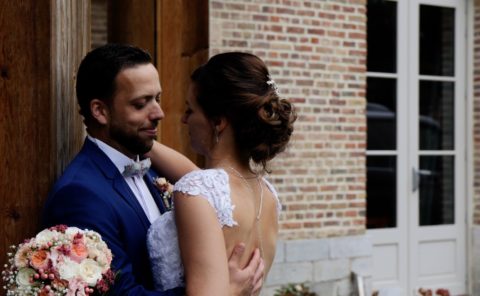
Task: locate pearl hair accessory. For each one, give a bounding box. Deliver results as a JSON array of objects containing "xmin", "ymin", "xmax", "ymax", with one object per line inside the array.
[{"xmin": 266, "ymin": 75, "xmax": 279, "ymax": 95}]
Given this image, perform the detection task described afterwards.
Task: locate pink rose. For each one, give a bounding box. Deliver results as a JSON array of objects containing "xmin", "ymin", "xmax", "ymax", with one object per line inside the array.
[
  {"xmin": 30, "ymin": 249, "xmax": 50, "ymax": 270},
  {"xmin": 70, "ymin": 240, "xmax": 88, "ymax": 263}
]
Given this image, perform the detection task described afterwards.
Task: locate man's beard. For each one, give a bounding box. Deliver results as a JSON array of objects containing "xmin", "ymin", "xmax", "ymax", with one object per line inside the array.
[{"xmin": 109, "ymin": 124, "xmax": 156, "ymax": 156}]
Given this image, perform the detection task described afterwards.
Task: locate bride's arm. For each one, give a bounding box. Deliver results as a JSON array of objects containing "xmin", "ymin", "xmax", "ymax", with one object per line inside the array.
[
  {"xmin": 175, "ymin": 192, "xmax": 230, "ymax": 295},
  {"xmin": 146, "ymin": 141, "xmax": 198, "ymax": 182}
]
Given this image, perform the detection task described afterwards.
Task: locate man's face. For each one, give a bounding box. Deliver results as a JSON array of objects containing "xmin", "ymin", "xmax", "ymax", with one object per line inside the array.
[{"xmin": 107, "ymin": 63, "xmax": 164, "ymax": 158}]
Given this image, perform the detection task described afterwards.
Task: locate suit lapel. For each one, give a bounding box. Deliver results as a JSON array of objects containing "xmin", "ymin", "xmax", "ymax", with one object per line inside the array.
[
  {"xmin": 83, "ymin": 138, "xmax": 151, "ymax": 229},
  {"xmin": 112, "ymin": 175, "xmax": 151, "ymax": 228}
]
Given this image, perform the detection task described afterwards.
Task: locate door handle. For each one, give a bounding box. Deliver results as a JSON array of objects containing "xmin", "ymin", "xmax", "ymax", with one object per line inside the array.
[
  {"xmin": 412, "ymin": 167, "xmax": 432, "ymax": 193},
  {"xmin": 412, "ymin": 167, "xmax": 419, "ymax": 192}
]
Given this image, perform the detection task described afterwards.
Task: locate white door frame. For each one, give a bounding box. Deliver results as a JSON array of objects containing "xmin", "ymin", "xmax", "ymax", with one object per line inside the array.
[
  {"xmin": 368, "ymin": 0, "xmax": 468, "ymax": 294},
  {"xmin": 408, "ymin": 0, "xmax": 466, "ymax": 294},
  {"xmin": 466, "ymin": 0, "xmax": 475, "ymax": 293}
]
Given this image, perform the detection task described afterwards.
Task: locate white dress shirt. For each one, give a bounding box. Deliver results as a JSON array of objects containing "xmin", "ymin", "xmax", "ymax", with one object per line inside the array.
[{"xmin": 88, "ymin": 136, "xmax": 161, "ymax": 223}]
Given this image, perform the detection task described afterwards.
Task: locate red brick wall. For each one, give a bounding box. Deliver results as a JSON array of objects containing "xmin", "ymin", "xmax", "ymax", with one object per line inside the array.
[
  {"xmin": 210, "ymin": 0, "xmax": 367, "ymax": 239},
  {"xmin": 90, "ymin": 0, "xmax": 368, "ymax": 239}
]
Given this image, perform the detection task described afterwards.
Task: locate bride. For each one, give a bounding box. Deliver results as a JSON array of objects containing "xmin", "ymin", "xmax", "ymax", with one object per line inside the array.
[{"xmin": 147, "ymin": 52, "xmax": 296, "ymax": 295}]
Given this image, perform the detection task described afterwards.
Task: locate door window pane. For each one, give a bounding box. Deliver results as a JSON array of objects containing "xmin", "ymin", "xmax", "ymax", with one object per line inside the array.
[
  {"xmin": 367, "ymin": 0, "xmax": 397, "ymax": 73},
  {"xmin": 367, "ymin": 156, "xmax": 397, "ymax": 229},
  {"xmin": 367, "ymin": 77, "xmax": 397, "ymax": 150},
  {"xmin": 419, "ymin": 156, "xmax": 454, "ymax": 226},
  {"xmin": 420, "ymin": 5, "xmax": 455, "ymax": 76},
  {"xmin": 419, "ymin": 81, "xmax": 454, "ymax": 150}
]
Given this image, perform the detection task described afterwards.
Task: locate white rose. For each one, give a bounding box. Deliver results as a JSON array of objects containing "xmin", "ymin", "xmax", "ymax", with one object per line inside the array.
[
  {"xmin": 87, "ymin": 248, "xmax": 106, "ymax": 267},
  {"xmin": 49, "ymin": 248, "xmax": 60, "ymax": 268},
  {"xmin": 58, "ymin": 257, "xmax": 80, "ymax": 280},
  {"xmin": 78, "ymin": 259, "xmax": 103, "ymax": 286},
  {"xmin": 35, "ymin": 229, "xmax": 59, "ymax": 246},
  {"xmin": 156, "ymin": 177, "xmax": 167, "ymax": 185},
  {"xmin": 16, "ymin": 268, "xmax": 35, "ymax": 287},
  {"xmin": 85, "ymin": 230, "xmax": 102, "ymax": 241},
  {"xmin": 14, "ymin": 244, "xmax": 31, "ymax": 268},
  {"xmin": 95, "ymin": 240, "xmax": 109, "ymax": 252},
  {"xmin": 84, "ymin": 236, "xmax": 98, "ymax": 252},
  {"xmin": 65, "ymin": 227, "xmax": 84, "ymax": 239}
]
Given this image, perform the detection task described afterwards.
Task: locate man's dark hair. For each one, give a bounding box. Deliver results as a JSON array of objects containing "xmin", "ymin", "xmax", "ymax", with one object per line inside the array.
[{"xmin": 76, "ymin": 43, "xmax": 152, "ymax": 123}]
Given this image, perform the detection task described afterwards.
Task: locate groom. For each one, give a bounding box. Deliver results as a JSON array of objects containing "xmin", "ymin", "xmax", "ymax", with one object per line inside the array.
[{"xmin": 42, "ymin": 44, "xmax": 263, "ymax": 295}]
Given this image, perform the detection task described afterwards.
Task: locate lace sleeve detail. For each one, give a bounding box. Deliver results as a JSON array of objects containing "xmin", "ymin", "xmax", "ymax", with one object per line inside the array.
[
  {"xmin": 262, "ymin": 178, "xmax": 282, "ymax": 217},
  {"xmin": 174, "ymin": 169, "xmax": 238, "ymax": 227}
]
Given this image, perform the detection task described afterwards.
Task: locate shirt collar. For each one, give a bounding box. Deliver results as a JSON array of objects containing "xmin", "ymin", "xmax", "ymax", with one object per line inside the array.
[{"xmin": 88, "ymin": 135, "xmax": 139, "ymax": 175}]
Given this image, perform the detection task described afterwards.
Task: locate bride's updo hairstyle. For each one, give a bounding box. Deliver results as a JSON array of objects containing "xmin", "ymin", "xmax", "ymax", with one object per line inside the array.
[{"xmin": 191, "ymin": 52, "xmax": 297, "ymax": 173}]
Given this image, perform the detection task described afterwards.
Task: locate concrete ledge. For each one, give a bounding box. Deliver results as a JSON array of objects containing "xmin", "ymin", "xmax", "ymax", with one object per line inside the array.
[
  {"xmin": 266, "ymin": 262, "xmax": 314, "ymax": 286},
  {"xmin": 263, "ymin": 234, "xmax": 373, "ymax": 296},
  {"xmin": 471, "ymin": 226, "xmax": 480, "ymax": 295},
  {"xmin": 313, "ymin": 258, "xmax": 350, "ymax": 281},
  {"xmin": 329, "ymin": 235, "xmax": 372, "ymax": 259},
  {"xmin": 285, "ymin": 238, "xmax": 329, "ymax": 262}
]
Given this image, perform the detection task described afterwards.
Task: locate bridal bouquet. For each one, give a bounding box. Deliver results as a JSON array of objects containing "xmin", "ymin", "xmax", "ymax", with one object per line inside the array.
[{"xmin": 2, "ymin": 225, "xmax": 115, "ymax": 295}]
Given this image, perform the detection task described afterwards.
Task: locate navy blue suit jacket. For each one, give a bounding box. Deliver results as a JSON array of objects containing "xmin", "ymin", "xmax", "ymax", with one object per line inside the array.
[{"xmin": 42, "ymin": 138, "xmax": 183, "ymax": 295}]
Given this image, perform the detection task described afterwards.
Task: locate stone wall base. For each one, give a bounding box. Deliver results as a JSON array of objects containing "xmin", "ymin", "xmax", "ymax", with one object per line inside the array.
[
  {"xmin": 262, "ymin": 235, "xmax": 373, "ymax": 296},
  {"xmin": 472, "ymin": 226, "xmax": 480, "ymax": 295}
]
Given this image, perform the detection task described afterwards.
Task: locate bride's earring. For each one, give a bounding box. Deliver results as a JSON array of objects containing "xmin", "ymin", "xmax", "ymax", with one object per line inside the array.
[{"xmin": 214, "ymin": 128, "xmax": 219, "ymax": 143}]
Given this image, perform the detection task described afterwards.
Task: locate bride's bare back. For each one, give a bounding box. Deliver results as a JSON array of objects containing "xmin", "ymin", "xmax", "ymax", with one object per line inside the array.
[
  {"xmin": 223, "ymin": 174, "xmax": 279, "ymax": 278},
  {"xmin": 170, "ymin": 168, "xmax": 282, "ymax": 296}
]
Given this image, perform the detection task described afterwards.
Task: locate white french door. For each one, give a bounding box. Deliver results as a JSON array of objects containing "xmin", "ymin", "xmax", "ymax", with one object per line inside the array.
[{"xmin": 366, "ymin": 0, "xmax": 467, "ymax": 295}]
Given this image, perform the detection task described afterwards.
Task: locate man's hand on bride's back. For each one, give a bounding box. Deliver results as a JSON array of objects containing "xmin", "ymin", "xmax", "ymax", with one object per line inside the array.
[{"xmin": 228, "ymin": 243, "xmax": 265, "ymax": 296}]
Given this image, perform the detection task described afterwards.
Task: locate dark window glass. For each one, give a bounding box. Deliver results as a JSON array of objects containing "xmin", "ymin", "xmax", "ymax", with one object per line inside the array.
[
  {"xmin": 367, "ymin": 77, "xmax": 397, "ymax": 150},
  {"xmin": 419, "ymin": 81, "xmax": 454, "ymax": 150},
  {"xmin": 420, "ymin": 5, "xmax": 455, "ymax": 76},
  {"xmin": 367, "ymin": 156, "xmax": 397, "ymax": 229},
  {"xmin": 419, "ymin": 156, "xmax": 454, "ymax": 226},
  {"xmin": 367, "ymin": 0, "xmax": 397, "ymax": 73}
]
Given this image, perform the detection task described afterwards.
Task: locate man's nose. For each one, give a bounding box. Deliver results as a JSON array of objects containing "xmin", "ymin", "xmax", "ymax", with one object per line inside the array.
[{"xmin": 150, "ymin": 101, "xmax": 165, "ymax": 121}]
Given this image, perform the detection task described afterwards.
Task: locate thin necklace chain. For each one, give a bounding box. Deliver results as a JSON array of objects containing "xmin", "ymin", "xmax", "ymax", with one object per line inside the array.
[
  {"xmin": 226, "ymin": 166, "xmax": 264, "ymax": 220},
  {"xmin": 224, "ymin": 166, "xmax": 265, "ymax": 261}
]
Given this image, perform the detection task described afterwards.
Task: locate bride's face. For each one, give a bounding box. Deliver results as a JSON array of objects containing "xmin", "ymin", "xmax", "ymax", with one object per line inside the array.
[{"xmin": 181, "ymin": 83, "xmax": 214, "ymax": 156}]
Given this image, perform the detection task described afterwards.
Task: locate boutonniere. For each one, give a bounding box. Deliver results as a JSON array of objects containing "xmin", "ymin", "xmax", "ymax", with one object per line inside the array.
[{"xmin": 153, "ymin": 177, "xmax": 174, "ymax": 210}]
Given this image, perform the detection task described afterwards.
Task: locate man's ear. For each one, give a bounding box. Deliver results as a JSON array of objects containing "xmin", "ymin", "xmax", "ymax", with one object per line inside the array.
[{"xmin": 90, "ymin": 99, "xmax": 109, "ymax": 125}]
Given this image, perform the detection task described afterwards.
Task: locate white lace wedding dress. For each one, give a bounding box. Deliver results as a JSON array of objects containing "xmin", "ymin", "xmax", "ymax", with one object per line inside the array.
[{"xmin": 146, "ymin": 168, "xmax": 280, "ymax": 292}]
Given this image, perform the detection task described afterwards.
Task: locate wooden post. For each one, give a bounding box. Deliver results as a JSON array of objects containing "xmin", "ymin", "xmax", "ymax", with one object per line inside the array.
[
  {"xmin": 0, "ymin": 0, "xmax": 53, "ymax": 270},
  {"xmin": 0, "ymin": 0, "xmax": 90, "ymax": 271},
  {"xmin": 51, "ymin": 0, "xmax": 90, "ymax": 177},
  {"xmin": 108, "ymin": 0, "xmax": 156, "ymax": 58},
  {"xmin": 156, "ymin": 0, "xmax": 209, "ymax": 165}
]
